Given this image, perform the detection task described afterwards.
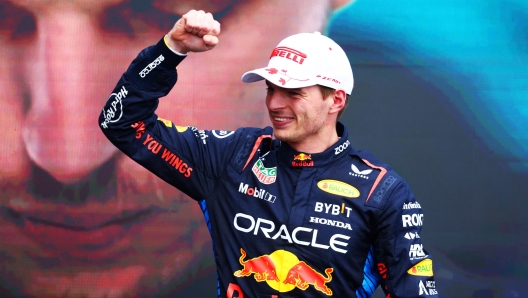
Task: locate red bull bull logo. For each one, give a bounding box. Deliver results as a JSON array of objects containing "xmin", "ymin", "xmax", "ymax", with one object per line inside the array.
[
  {"xmin": 234, "ymin": 248, "xmax": 279, "ymax": 282},
  {"xmin": 283, "ymin": 261, "xmax": 333, "ymax": 295},
  {"xmin": 234, "ymin": 249, "xmax": 333, "ymax": 296},
  {"xmin": 292, "ymin": 153, "xmax": 314, "ymax": 167},
  {"xmin": 293, "ymin": 153, "xmax": 312, "ymax": 161}
]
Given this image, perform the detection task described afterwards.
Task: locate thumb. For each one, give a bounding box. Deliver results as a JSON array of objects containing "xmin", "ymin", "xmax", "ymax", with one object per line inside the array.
[{"xmin": 203, "ymin": 35, "xmax": 219, "ymax": 49}]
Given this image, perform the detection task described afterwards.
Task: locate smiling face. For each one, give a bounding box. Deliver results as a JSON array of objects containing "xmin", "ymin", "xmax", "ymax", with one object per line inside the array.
[
  {"xmin": 0, "ymin": 0, "xmax": 334, "ymax": 297},
  {"xmin": 265, "ymin": 81, "xmax": 343, "ymax": 153}
]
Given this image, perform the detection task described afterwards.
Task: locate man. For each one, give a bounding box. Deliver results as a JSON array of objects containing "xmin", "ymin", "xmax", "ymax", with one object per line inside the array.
[
  {"xmin": 0, "ymin": 1, "xmax": 346, "ymax": 297},
  {"xmin": 100, "ymin": 9, "xmax": 438, "ymax": 297}
]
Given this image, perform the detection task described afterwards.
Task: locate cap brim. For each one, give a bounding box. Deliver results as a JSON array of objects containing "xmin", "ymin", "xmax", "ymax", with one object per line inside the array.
[{"xmin": 241, "ymin": 68, "xmax": 315, "ymax": 89}]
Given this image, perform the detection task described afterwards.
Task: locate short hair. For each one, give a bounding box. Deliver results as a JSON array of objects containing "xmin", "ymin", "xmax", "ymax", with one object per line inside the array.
[{"xmin": 318, "ymin": 85, "xmax": 350, "ymax": 119}]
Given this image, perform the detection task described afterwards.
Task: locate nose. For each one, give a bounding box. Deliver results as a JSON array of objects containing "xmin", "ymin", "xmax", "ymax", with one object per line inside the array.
[
  {"xmin": 266, "ymin": 88, "xmax": 288, "ymax": 111},
  {"xmin": 22, "ymin": 8, "xmax": 117, "ymax": 184}
]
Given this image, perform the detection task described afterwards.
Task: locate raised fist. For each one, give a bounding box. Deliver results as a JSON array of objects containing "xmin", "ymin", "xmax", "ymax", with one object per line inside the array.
[{"xmin": 166, "ymin": 9, "xmax": 221, "ymax": 54}]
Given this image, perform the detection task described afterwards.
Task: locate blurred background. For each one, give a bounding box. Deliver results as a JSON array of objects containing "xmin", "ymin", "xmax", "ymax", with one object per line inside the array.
[{"xmin": 0, "ymin": 0, "xmax": 526, "ymax": 297}]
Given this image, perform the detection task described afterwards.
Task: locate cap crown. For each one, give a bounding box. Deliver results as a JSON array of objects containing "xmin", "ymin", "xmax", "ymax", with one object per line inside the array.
[
  {"xmin": 241, "ymin": 32, "xmax": 354, "ymax": 94},
  {"xmin": 268, "ymin": 32, "xmax": 353, "ymax": 93}
]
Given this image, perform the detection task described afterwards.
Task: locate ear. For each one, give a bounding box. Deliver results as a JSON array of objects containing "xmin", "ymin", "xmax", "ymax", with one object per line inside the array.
[{"xmin": 328, "ymin": 89, "xmax": 347, "ymax": 115}]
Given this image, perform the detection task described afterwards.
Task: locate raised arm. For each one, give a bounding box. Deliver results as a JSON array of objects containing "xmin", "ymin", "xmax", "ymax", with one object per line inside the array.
[{"xmin": 97, "ymin": 10, "xmax": 237, "ymax": 200}]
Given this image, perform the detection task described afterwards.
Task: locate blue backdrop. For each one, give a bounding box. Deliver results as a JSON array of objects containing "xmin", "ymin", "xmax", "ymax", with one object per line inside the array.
[{"xmin": 329, "ymin": 1, "xmax": 528, "ymax": 296}]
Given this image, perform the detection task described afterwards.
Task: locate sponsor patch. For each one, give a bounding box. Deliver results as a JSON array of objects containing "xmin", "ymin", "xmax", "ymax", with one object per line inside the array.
[
  {"xmin": 309, "ymin": 216, "xmax": 352, "ymax": 230},
  {"xmin": 419, "ymin": 280, "xmax": 438, "ymax": 295},
  {"xmin": 212, "ymin": 130, "xmax": 234, "ymax": 138},
  {"xmin": 137, "ymin": 133, "xmax": 193, "ymax": 178},
  {"xmin": 314, "ymin": 202, "xmax": 352, "ymax": 218},
  {"xmin": 292, "ymin": 153, "xmax": 314, "ymax": 167},
  {"xmin": 238, "ymin": 182, "xmax": 276, "ymax": 203},
  {"xmin": 372, "ymin": 175, "xmax": 396, "ymax": 203},
  {"xmin": 408, "ymin": 259, "xmax": 433, "ymax": 276},
  {"xmin": 252, "ymin": 159, "xmax": 277, "ymax": 184},
  {"xmin": 139, "ymin": 54, "xmax": 164, "ymax": 78},
  {"xmin": 191, "ymin": 127, "xmax": 208, "ymax": 144},
  {"xmin": 334, "ymin": 140, "xmax": 350, "ymax": 155},
  {"xmin": 402, "ymin": 214, "xmax": 423, "ymax": 227},
  {"xmin": 131, "ymin": 121, "xmax": 146, "ymax": 139},
  {"xmin": 317, "ymin": 180, "xmax": 360, "ymax": 198},
  {"xmin": 403, "ymin": 202, "xmax": 422, "ymax": 209},
  {"xmin": 233, "ymin": 213, "xmax": 349, "ymax": 254},
  {"xmin": 233, "ymin": 248, "xmax": 333, "ymax": 295},
  {"xmin": 270, "ymin": 46, "xmax": 307, "ymax": 64},
  {"xmin": 101, "ymin": 86, "xmax": 127, "ymax": 129},
  {"xmin": 409, "ymin": 244, "xmax": 428, "ymax": 261},
  {"xmin": 349, "ymin": 163, "xmax": 372, "ymax": 179},
  {"xmin": 404, "ymin": 232, "xmax": 420, "ymax": 240}
]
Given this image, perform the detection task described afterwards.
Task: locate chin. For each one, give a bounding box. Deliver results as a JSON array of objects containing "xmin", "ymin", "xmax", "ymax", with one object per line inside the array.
[{"xmin": 273, "ymin": 131, "xmax": 298, "ymax": 144}]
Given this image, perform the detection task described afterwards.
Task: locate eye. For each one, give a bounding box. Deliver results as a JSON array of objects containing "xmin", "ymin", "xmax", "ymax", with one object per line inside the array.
[
  {"xmin": 99, "ymin": 0, "xmax": 180, "ymax": 37},
  {"xmin": 288, "ymin": 90, "xmax": 301, "ymax": 97},
  {"xmin": 0, "ymin": 1, "xmax": 36, "ymax": 40},
  {"xmin": 99, "ymin": 0, "xmax": 235, "ymax": 38}
]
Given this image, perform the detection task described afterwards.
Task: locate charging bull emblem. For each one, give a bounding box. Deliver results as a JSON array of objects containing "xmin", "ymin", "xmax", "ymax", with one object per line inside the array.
[
  {"xmin": 233, "ymin": 248, "xmax": 279, "ymax": 282},
  {"xmin": 234, "ymin": 249, "xmax": 333, "ymax": 295},
  {"xmin": 283, "ymin": 261, "xmax": 333, "ymax": 295}
]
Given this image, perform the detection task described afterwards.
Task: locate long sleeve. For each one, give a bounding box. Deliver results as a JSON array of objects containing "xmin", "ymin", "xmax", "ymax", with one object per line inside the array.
[
  {"xmin": 98, "ymin": 37, "xmax": 241, "ymax": 201},
  {"xmin": 372, "ymin": 179, "xmax": 438, "ymax": 297}
]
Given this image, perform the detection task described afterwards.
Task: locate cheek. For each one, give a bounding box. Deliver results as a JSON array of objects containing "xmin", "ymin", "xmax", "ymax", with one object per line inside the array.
[{"xmin": 0, "ymin": 40, "xmax": 30, "ymax": 180}]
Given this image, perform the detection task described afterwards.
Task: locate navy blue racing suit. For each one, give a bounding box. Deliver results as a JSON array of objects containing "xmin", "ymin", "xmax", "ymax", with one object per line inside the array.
[{"xmin": 99, "ymin": 37, "xmax": 438, "ymax": 298}]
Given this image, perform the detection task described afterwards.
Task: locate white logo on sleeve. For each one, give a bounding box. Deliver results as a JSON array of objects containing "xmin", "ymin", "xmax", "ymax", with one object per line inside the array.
[
  {"xmin": 139, "ymin": 54, "xmax": 164, "ymax": 78},
  {"xmin": 101, "ymin": 86, "xmax": 127, "ymax": 129},
  {"xmin": 409, "ymin": 244, "xmax": 428, "ymax": 260},
  {"xmin": 403, "ymin": 202, "xmax": 422, "ymax": 209},
  {"xmin": 404, "ymin": 232, "xmax": 420, "ymax": 240},
  {"xmin": 334, "ymin": 140, "xmax": 350, "ymax": 155},
  {"xmin": 402, "ymin": 214, "xmax": 423, "ymax": 227},
  {"xmin": 349, "ymin": 164, "xmax": 372, "ymax": 179},
  {"xmin": 212, "ymin": 130, "xmax": 235, "ymax": 138},
  {"xmin": 419, "ymin": 280, "xmax": 438, "ymax": 295}
]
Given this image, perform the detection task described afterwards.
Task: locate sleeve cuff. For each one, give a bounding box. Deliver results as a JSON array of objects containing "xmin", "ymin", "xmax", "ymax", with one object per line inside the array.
[{"xmin": 164, "ymin": 35, "xmax": 188, "ymax": 57}]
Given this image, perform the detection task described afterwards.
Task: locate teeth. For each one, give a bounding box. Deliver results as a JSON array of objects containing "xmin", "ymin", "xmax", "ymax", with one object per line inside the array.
[{"xmin": 275, "ymin": 117, "xmax": 291, "ymax": 122}]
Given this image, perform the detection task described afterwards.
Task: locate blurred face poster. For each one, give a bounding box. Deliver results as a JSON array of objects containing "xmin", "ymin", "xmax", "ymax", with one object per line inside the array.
[{"xmin": 0, "ymin": 0, "xmax": 526, "ymax": 297}]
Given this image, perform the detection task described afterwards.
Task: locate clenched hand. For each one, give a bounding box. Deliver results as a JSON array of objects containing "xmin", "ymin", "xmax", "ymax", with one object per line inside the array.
[{"xmin": 166, "ymin": 9, "xmax": 221, "ymax": 54}]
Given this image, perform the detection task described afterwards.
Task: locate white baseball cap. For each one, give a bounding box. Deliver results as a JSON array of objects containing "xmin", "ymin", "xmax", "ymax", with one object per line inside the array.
[{"xmin": 241, "ymin": 32, "xmax": 353, "ymax": 95}]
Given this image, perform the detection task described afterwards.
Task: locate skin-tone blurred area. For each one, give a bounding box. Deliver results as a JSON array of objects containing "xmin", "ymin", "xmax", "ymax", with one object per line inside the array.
[{"xmin": 0, "ymin": 0, "xmax": 349, "ymax": 297}]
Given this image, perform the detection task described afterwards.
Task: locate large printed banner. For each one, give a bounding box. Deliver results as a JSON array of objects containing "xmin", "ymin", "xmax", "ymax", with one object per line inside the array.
[{"xmin": 1, "ymin": 0, "xmax": 527, "ymax": 297}]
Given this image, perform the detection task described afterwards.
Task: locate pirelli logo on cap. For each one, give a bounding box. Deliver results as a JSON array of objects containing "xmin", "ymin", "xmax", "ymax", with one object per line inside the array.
[
  {"xmin": 317, "ymin": 180, "xmax": 360, "ymax": 198},
  {"xmin": 270, "ymin": 47, "xmax": 307, "ymax": 65}
]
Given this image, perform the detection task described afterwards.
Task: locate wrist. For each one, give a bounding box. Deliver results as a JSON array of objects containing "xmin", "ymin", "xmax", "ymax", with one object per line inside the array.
[{"xmin": 164, "ymin": 35, "xmax": 188, "ymax": 55}]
